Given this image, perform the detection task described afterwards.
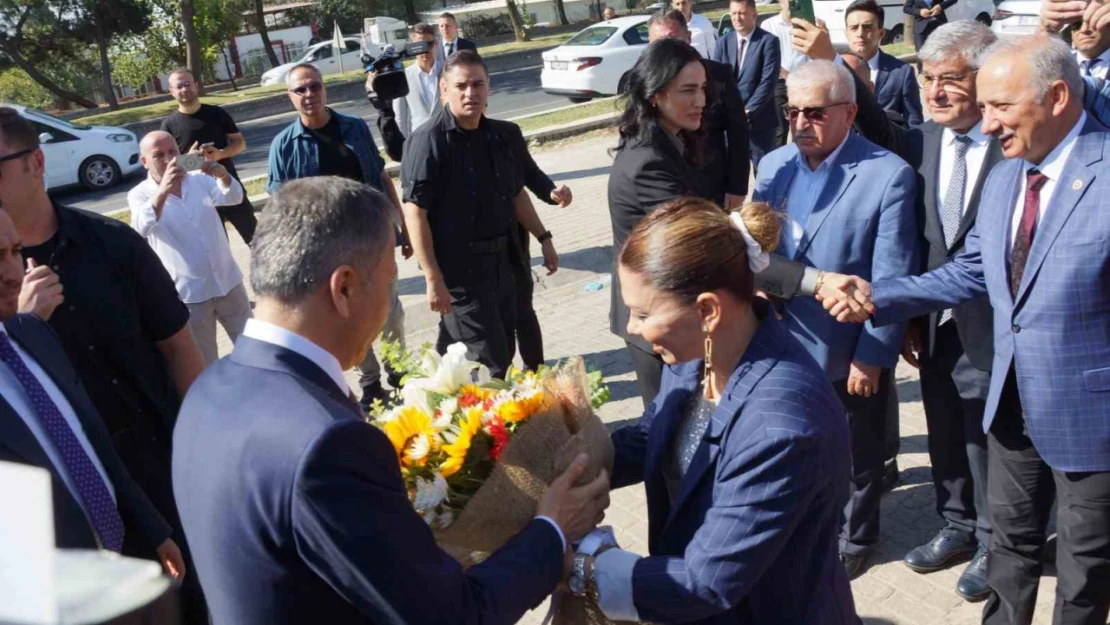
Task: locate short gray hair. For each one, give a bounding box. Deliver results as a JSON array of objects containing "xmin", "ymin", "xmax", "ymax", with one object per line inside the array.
[
  {"xmin": 918, "ymin": 20, "xmax": 997, "ymax": 70},
  {"xmin": 786, "ymin": 59, "xmax": 856, "ymax": 104},
  {"xmin": 286, "ymin": 63, "xmax": 322, "ymax": 87},
  {"xmin": 251, "ymin": 177, "xmax": 395, "ymax": 304},
  {"xmin": 978, "ymin": 35, "xmax": 1083, "ymax": 100}
]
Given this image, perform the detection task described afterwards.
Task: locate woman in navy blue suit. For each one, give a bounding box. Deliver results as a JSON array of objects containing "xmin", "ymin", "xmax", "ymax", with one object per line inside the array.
[{"xmin": 573, "ymin": 198, "xmax": 858, "ymax": 624}]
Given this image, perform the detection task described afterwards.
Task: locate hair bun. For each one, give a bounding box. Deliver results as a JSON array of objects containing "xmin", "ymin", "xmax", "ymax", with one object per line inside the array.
[{"xmin": 736, "ymin": 202, "xmax": 783, "ymax": 254}]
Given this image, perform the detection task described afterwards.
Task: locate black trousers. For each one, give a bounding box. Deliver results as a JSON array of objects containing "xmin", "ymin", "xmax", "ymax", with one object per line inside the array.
[
  {"xmin": 217, "ymin": 196, "xmax": 257, "ymax": 244},
  {"xmin": 773, "ymin": 78, "xmax": 789, "ymax": 149},
  {"xmin": 837, "ymin": 370, "xmax": 892, "ymax": 556},
  {"xmin": 918, "ymin": 321, "xmax": 991, "ymax": 546},
  {"xmin": 626, "ymin": 340, "xmax": 663, "ymax": 409},
  {"xmin": 885, "ymin": 375, "xmax": 900, "ymax": 465},
  {"xmin": 436, "ymin": 251, "xmax": 517, "ymax": 379},
  {"xmin": 982, "ymin": 370, "xmax": 1110, "ymax": 625},
  {"xmin": 512, "ymin": 224, "xmax": 544, "ymax": 371}
]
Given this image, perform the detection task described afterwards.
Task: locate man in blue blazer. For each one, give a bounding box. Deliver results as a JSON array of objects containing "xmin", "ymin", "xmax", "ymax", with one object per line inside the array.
[
  {"xmin": 904, "ymin": 0, "xmax": 957, "ymax": 50},
  {"xmin": 827, "ymin": 36, "xmax": 1110, "ymax": 625},
  {"xmin": 713, "ymin": 0, "xmax": 781, "ymax": 170},
  {"xmin": 753, "ymin": 59, "xmax": 918, "ymax": 579},
  {"xmin": 846, "ymin": 0, "xmax": 924, "ymax": 126},
  {"xmin": 172, "ymin": 177, "xmax": 609, "ymax": 625}
]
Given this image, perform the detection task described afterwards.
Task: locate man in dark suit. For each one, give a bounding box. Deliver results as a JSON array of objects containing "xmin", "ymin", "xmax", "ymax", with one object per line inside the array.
[
  {"xmin": 0, "ymin": 209, "xmax": 184, "ymax": 578},
  {"xmin": 173, "ymin": 177, "xmax": 609, "ymax": 625},
  {"xmin": 649, "ymin": 9, "xmax": 751, "ymax": 207},
  {"xmin": 437, "ymin": 12, "xmax": 477, "ymax": 61},
  {"xmin": 846, "ymin": 0, "xmax": 924, "ymax": 126},
  {"xmin": 712, "ymin": 0, "xmax": 780, "ymax": 170},
  {"xmin": 904, "ymin": 0, "xmax": 957, "ymax": 51}
]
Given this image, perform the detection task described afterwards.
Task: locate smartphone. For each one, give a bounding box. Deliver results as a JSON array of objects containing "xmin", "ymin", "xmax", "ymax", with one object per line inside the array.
[
  {"xmin": 176, "ymin": 152, "xmax": 205, "ymax": 172},
  {"xmin": 789, "ymin": 0, "xmax": 816, "ymax": 26}
]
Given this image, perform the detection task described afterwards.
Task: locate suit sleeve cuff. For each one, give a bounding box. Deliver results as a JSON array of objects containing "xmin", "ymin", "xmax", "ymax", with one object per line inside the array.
[
  {"xmin": 535, "ymin": 515, "xmax": 567, "ymax": 552},
  {"xmin": 595, "ymin": 549, "xmax": 641, "ymax": 621},
  {"xmin": 799, "ymin": 267, "xmax": 821, "ymax": 296}
]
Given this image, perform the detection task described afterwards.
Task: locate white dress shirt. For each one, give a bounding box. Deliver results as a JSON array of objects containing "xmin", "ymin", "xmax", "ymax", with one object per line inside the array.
[
  {"xmin": 0, "ymin": 325, "xmax": 116, "ymax": 511},
  {"xmin": 867, "ymin": 51, "xmax": 880, "ymax": 85},
  {"xmin": 782, "ymin": 133, "xmax": 852, "ymax": 257},
  {"xmin": 128, "ymin": 171, "xmax": 244, "ymax": 304},
  {"xmin": 937, "ymin": 124, "xmax": 991, "ymax": 215},
  {"xmin": 1007, "ymin": 112, "xmax": 1086, "ymax": 262},
  {"xmin": 687, "ymin": 12, "xmax": 718, "ymax": 59},
  {"xmin": 417, "ymin": 66, "xmax": 437, "ymax": 109},
  {"xmin": 735, "ymin": 31, "xmax": 753, "ymax": 71},
  {"xmin": 762, "ymin": 13, "xmax": 809, "ymax": 74},
  {"xmin": 1076, "ymin": 48, "xmax": 1110, "ymax": 80},
  {"xmin": 442, "ymin": 38, "xmax": 459, "ymax": 58}
]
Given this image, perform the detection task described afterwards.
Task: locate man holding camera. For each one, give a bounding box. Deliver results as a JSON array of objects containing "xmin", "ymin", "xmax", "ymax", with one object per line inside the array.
[
  {"xmin": 393, "ymin": 24, "xmax": 443, "ymax": 138},
  {"xmin": 128, "ymin": 131, "xmax": 251, "ymax": 366}
]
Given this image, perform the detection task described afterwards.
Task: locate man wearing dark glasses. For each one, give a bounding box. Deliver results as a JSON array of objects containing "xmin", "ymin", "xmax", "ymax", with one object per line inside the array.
[{"xmin": 266, "ymin": 63, "xmax": 410, "ymax": 411}]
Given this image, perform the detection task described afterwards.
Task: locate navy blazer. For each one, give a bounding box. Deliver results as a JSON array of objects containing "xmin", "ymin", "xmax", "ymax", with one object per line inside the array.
[
  {"xmin": 903, "ymin": 0, "xmax": 957, "ymax": 37},
  {"xmin": 173, "ymin": 336, "xmax": 564, "ymax": 625},
  {"xmin": 0, "ymin": 313, "xmax": 170, "ymax": 552},
  {"xmin": 872, "ymin": 116, "xmax": 1110, "ymax": 472},
  {"xmin": 711, "ymin": 27, "xmax": 781, "ymax": 128},
  {"xmin": 873, "ymin": 51, "xmax": 924, "ymax": 127},
  {"xmin": 610, "ymin": 314, "xmax": 857, "ymax": 625}
]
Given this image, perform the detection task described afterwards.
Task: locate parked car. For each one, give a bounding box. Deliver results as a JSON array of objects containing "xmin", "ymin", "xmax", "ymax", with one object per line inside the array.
[
  {"xmin": 541, "ymin": 16, "xmax": 651, "ymax": 102},
  {"xmin": 2, "ymin": 104, "xmax": 141, "ymax": 191},
  {"xmin": 260, "ymin": 37, "xmax": 382, "ymax": 86},
  {"xmin": 991, "ymin": 0, "xmax": 1041, "ymax": 38},
  {"xmin": 812, "ymin": 0, "xmax": 995, "ymax": 48}
]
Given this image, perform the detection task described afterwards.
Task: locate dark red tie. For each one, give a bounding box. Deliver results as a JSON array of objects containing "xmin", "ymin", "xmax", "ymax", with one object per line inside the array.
[
  {"xmin": 1010, "ymin": 169, "xmax": 1048, "ymax": 297},
  {"xmin": 737, "ymin": 38, "xmax": 747, "ymax": 73}
]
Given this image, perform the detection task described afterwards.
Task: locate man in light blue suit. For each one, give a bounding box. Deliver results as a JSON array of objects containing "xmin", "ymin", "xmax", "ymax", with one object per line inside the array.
[
  {"xmin": 753, "ymin": 59, "xmax": 918, "ymax": 579},
  {"xmin": 825, "ymin": 35, "xmax": 1110, "ymax": 625}
]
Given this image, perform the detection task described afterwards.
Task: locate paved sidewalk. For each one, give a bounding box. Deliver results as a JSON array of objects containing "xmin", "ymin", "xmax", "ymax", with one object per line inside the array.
[{"xmin": 211, "ymin": 131, "xmax": 1064, "ymax": 625}]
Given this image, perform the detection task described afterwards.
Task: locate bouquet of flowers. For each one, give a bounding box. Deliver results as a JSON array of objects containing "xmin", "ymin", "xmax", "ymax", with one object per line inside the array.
[{"xmin": 371, "ymin": 343, "xmax": 614, "ymax": 559}]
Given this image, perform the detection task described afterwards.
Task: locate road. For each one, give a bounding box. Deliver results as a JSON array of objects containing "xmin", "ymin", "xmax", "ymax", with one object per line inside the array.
[{"xmin": 55, "ymin": 65, "xmax": 565, "ymax": 215}]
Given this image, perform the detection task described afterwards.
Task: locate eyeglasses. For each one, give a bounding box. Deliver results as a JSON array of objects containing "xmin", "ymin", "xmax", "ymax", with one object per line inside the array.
[
  {"xmin": 919, "ymin": 71, "xmax": 976, "ymax": 90},
  {"xmin": 783, "ymin": 102, "xmax": 850, "ymax": 123},
  {"xmin": 172, "ymin": 81, "xmax": 195, "ymax": 90},
  {"xmin": 0, "ymin": 148, "xmax": 34, "ymax": 176},
  {"xmin": 289, "ymin": 82, "xmax": 323, "ymax": 96}
]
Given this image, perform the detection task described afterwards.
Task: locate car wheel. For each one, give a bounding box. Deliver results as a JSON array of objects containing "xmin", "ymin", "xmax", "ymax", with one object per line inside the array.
[
  {"xmin": 568, "ymin": 96, "xmax": 593, "ymax": 104},
  {"xmin": 79, "ymin": 156, "xmax": 121, "ymax": 191},
  {"xmin": 883, "ymin": 24, "xmax": 905, "ymax": 45},
  {"xmin": 975, "ymin": 12, "xmax": 992, "ymax": 25}
]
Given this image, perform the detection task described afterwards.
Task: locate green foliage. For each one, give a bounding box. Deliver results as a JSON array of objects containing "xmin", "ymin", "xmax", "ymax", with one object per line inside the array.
[
  {"xmin": 380, "ymin": 339, "xmax": 432, "ymax": 385},
  {"xmin": 316, "ymin": 0, "xmax": 365, "ymax": 34},
  {"xmin": 460, "ymin": 14, "xmax": 514, "ymax": 38},
  {"xmin": 0, "ymin": 68, "xmax": 56, "ymax": 107}
]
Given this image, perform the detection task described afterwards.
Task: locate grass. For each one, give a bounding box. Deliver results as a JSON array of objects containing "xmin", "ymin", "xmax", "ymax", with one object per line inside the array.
[
  {"xmin": 243, "ymin": 176, "xmax": 267, "ymax": 197},
  {"xmin": 882, "ymin": 41, "xmax": 915, "ymax": 57},
  {"xmin": 480, "ymin": 32, "xmax": 583, "ymax": 57},
  {"xmin": 515, "ymin": 97, "xmax": 620, "ymax": 133}
]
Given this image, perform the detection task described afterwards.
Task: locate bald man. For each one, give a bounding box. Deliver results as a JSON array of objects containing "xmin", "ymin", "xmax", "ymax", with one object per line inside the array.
[{"xmin": 127, "ymin": 131, "xmax": 251, "ymax": 364}]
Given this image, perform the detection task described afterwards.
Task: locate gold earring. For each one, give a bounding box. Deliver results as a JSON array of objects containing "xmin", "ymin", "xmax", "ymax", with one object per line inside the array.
[{"xmin": 703, "ymin": 325, "xmax": 714, "ymax": 400}]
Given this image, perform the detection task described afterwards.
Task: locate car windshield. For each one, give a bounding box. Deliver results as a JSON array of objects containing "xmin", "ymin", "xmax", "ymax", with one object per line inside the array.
[
  {"xmin": 26, "ymin": 108, "xmax": 91, "ymax": 131},
  {"xmin": 565, "ymin": 26, "xmax": 618, "ymax": 46}
]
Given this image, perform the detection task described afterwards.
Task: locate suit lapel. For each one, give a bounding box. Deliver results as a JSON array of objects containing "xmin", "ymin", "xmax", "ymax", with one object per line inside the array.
[
  {"xmin": 795, "ymin": 138, "xmax": 859, "ymax": 259},
  {"xmin": 0, "ymin": 397, "xmax": 54, "ymax": 470},
  {"xmin": 921, "ymin": 123, "xmax": 945, "ymax": 252},
  {"xmin": 952, "ymin": 138, "xmax": 1004, "ymax": 252},
  {"xmin": 873, "ymin": 53, "xmax": 887, "ymax": 96},
  {"xmin": 3, "ymin": 318, "xmax": 93, "ymax": 425}
]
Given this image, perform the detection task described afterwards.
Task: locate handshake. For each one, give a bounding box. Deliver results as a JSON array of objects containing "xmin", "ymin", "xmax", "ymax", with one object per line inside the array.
[{"xmin": 814, "ymin": 271, "xmax": 877, "ymax": 324}]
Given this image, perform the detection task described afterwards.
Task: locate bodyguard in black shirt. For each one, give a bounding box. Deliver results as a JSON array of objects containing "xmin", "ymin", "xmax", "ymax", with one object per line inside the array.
[
  {"xmin": 402, "ymin": 51, "xmax": 559, "ymax": 378},
  {"xmin": 161, "ymin": 69, "xmax": 257, "ymax": 243}
]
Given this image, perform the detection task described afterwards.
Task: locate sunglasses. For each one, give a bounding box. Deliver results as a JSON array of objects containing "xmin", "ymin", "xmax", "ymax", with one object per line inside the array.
[
  {"xmin": 0, "ymin": 148, "xmax": 34, "ymax": 175},
  {"xmin": 289, "ymin": 82, "xmax": 323, "ymax": 96},
  {"xmin": 784, "ymin": 102, "xmax": 850, "ymax": 123}
]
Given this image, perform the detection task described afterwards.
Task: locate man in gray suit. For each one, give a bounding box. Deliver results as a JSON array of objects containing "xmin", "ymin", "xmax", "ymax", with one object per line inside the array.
[{"xmin": 394, "ymin": 23, "xmax": 442, "ymax": 138}]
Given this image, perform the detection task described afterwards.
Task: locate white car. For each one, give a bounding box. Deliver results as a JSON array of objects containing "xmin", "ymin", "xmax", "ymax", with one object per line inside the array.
[
  {"xmin": 260, "ymin": 37, "xmax": 382, "ymax": 86},
  {"xmin": 812, "ymin": 0, "xmax": 996, "ymax": 48},
  {"xmin": 541, "ymin": 16, "xmax": 650, "ymax": 102},
  {"xmin": 991, "ymin": 0, "xmax": 1041, "ymax": 38},
  {"xmin": 3, "ymin": 104, "xmax": 141, "ymax": 191}
]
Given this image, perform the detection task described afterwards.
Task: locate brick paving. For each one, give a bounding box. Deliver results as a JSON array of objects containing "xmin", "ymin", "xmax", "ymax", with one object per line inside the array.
[{"xmin": 210, "ymin": 130, "xmax": 1067, "ymax": 624}]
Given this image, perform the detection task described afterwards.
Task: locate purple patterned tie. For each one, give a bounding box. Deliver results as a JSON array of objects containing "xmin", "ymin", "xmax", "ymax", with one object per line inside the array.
[{"xmin": 0, "ymin": 332, "xmax": 125, "ymax": 552}]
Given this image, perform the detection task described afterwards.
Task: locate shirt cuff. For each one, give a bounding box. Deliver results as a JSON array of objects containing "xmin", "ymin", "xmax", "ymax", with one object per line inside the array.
[
  {"xmin": 595, "ymin": 549, "xmax": 641, "ymax": 622},
  {"xmin": 799, "ymin": 266, "xmax": 821, "ymax": 296},
  {"xmin": 534, "ymin": 515, "xmax": 567, "ymax": 552}
]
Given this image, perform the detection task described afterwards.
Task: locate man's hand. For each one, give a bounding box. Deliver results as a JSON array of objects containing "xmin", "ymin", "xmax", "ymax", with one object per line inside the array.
[
  {"xmin": 1082, "ymin": 0, "xmax": 1110, "ymax": 33},
  {"xmin": 537, "ymin": 453, "xmax": 611, "ymax": 544},
  {"xmin": 920, "ymin": 8, "xmax": 932, "ymax": 17},
  {"xmin": 156, "ymin": 538, "xmax": 186, "ymax": 582},
  {"xmin": 814, "ymin": 272, "xmax": 875, "ymax": 322},
  {"xmin": 900, "ymin": 323, "xmax": 922, "ymax": 369},
  {"xmin": 847, "ymin": 360, "xmax": 881, "ymax": 397},
  {"xmin": 541, "ymin": 239, "xmax": 558, "ymax": 275},
  {"xmin": 725, "ymin": 193, "xmax": 747, "ymax": 210},
  {"xmin": 401, "ymin": 240, "xmax": 414, "ymax": 259},
  {"xmin": 199, "ymin": 143, "xmax": 222, "ymax": 162},
  {"xmin": 792, "ymin": 18, "xmax": 835, "ymax": 62},
  {"xmin": 1040, "ymin": 0, "xmax": 1088, "ymax": 31},
  {"xmin": 929, "ymin": 5, "xmax": 942, "ymax": 16},
  {"xmin": 19, "ymin": 259, "xmax": 64, "ymax": 321},
  {"xmin": 427, "ymin": 274, "xmax": 451, "ymax": 314},
  {"xmin": 550, "ymin": 185, "xmax": 573, "ymax": 208},
  {"xmin": 200, "ymin": 160, "xmax": 229, "ymax": 183},
  {"xmin": 156, "ymin": 160, "xmax": 186, "ymax": 205}
]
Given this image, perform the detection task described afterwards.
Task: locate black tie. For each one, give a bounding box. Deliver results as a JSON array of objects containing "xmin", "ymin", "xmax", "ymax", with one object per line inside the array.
[{"xmin": 446, "ymin": 42, "xmax": 454, "ymax": 57}]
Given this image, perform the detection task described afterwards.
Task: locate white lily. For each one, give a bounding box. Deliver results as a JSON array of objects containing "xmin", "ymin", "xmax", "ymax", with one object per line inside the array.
[
  {"xmin": 433, "ymin": 397, "xmax": 458, "ymax": 430},
  {"xmin": 413, "ymin": 474, "xmax": 449, "ymax": 513}
]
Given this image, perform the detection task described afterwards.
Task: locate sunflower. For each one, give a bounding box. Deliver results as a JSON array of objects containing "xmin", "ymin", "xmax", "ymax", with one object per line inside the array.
[
  {"xmin": 440, "ymin": 407, "xmax": 484, "ymax": 478},
  {"xmin": 383, "ymin": 406, "xmax": 438, "ymax": 468},
  {"xmin": 496, "ymin": 391, "xmax": 545, "ymax": 424},
  {"xmin": 458, "ymin": 384, "xmax": 492, "ymax": 408}
]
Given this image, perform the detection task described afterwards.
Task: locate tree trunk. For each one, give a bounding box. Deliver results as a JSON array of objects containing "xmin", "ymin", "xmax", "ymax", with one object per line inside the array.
[
  {"xmin": 403, "ymin": 0, "xmax": 419, "ymax": 25},
  {"xmin": 0, "ymin": 43, "xmax": 98, "ymax": 108},
  {"xmin": 93, "ymin": 22, "xmax": 119, "ymax": 110},
  {"xmin": 254, "ymin": 0, "xmax": 281, "ymax": 67},
  {"xmin": 505, "ymin": 0, "xmax": 530, "ymax": 42},
  {"xmin": 222, "ymin": 42, "xmax": 237, "ymax": 90},
  {"xmin": 180, "ymin": 0, "xmax": 205, "ymax": 95},
  {"xmin": 552, "ymin": 0, "xmax": 569, "ymax": 25}
]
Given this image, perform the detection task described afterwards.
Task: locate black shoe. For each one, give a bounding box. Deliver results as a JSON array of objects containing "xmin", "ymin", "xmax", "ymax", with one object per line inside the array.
[
  {"xmin": 904, "ymin": 528, "xmax": 977, "ymax": 573},
  {"xmin": 956, "ymin": 548, "xmax": 990, "ymax": 602},
  {"xmin": 882, "ymin": 459, "xmax": 900, "ymax": 492},
  {"xmin": 840, "ymin": 551, "xmax": 869, "ymax": 581}
]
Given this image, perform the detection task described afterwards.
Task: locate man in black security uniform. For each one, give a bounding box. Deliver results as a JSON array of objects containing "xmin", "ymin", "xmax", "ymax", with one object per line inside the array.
[
  {"xmin": 161, "ymin": 68, "xmax": 257, "ymax": 243},
  {"xmin": 402, "ymin": 50, "xmax": 559, "ymax": 378}
]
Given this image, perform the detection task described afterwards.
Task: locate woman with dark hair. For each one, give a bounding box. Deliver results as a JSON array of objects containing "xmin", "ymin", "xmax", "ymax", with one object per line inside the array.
[{"xmin": 572, "ymin": 198, "xmax": 858, "ymax": 625}]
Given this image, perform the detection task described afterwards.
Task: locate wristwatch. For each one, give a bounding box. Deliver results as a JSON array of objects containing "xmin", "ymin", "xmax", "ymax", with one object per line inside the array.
[
  {"xmin": 537, "ymin": 230, "xmax": 554, "ymax": 243},
  {"xmin": 568, "ymin": 553, "xmax": 596, "ymax": 597}
]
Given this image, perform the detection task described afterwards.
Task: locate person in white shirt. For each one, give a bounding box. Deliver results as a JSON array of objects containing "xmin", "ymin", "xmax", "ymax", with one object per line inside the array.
[
  {"xmin": 1073, "ymin": 20, "xmax": 1110, "ymax": 79},
  {"xmin": 394, "ymin": 24, "xmax": 442, "ymax": 137},
  {"xmin": 761, "ymin": 0, "xmax": 809, "ymax": 146},
  {"xmin": 671, "ymin": 0, "xmax": 718, "ymax": 58},
  {"xmin": 128, "ymin": 131, "xmax": 251, "ymax": 365}
]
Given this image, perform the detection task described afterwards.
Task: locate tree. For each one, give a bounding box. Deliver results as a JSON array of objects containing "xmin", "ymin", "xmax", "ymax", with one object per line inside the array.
[
  {"xmin": 504, "ymin": 0, "xmax": 530, "ymax": 41},
  {"xmin": 179, "ymin": 0, "xmax": 204, "ymax": 93},
  {"xmin": 72, "ymin": 0, "xmax": 152, "ymax": 110},
  {"xmin": 551, "ymin": 0, "xmax": 568, "ymax": 25},
  {"xmin": 316, "ymin": 0, "xmax": 363, "ymax": 34},
  {"xmin": 0, "ymin": 0, "xmax": 98, "ymax": 107},
  {"xmin": 250, "ymin": 0, "xmax": 280, "ymax": 68}
]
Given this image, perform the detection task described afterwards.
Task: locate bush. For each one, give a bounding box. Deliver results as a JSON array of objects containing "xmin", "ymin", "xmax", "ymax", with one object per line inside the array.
[
  {"xmin": 0, "ymin": 69, "xmax": 58, "ymax": 109},
  {"xmin": 461, "ymin": 13, "xmax": 515, "ymax": 38}
]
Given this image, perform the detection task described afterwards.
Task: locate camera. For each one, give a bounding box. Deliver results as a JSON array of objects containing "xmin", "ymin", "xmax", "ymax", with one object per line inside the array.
[{"xmin": 363, "ymin": 40, "xmax": 433, "ymax": 106}]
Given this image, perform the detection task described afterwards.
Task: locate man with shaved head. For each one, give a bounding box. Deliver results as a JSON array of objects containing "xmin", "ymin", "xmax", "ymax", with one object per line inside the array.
[{"xmin": 128, "ymin": 131, "xmax": 250, "ymax": 365}]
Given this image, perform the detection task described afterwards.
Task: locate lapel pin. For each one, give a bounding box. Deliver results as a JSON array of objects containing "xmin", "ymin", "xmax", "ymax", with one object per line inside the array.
[{"xmin": 1072, "ymin": 179, "xmax": 1083, "ymax": 190}]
